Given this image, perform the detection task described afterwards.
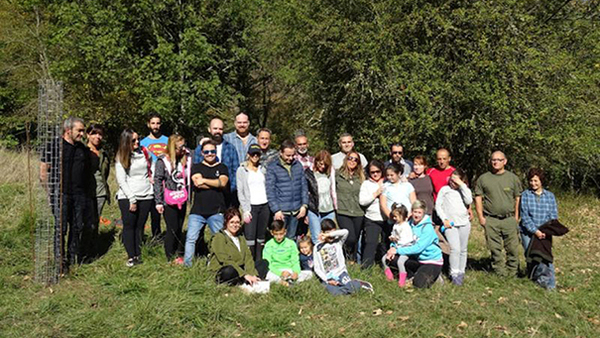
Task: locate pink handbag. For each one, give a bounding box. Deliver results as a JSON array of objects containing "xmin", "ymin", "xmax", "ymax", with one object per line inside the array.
[{"xmin": 163, "ymin": 159, "xmax": 188, "ymax": 209}]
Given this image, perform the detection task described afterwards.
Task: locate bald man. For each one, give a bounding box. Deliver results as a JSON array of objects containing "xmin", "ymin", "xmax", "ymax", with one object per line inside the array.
[
  {"xmin": 426, "ymin": 148, "xmax": 455, "ymax": 200},
  {"xmin": 223, "ymin": 112, "xmax": 257, "ymax": 165},
  {"xmin": 474, "ymin": 151, "xmax": 523, "ymax": 277}
]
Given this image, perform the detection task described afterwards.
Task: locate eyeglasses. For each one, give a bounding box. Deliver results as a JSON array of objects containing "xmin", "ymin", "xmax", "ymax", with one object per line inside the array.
[
  {"xmin": 491, "ymin": 158, "xmax": 504, "ymax": 162},
  {"xmin": 203, "ymin": 149, "xmax": 217, "ymax": 155},
  {"xmin": 347, "ymin": 156, "xmax": 359, "ymax": 163}
]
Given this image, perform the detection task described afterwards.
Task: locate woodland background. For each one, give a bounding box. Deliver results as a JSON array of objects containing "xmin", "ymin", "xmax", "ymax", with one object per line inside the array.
[{"xmin": 1, "ymin": 0, "xmax": 599, "ymax": 191}]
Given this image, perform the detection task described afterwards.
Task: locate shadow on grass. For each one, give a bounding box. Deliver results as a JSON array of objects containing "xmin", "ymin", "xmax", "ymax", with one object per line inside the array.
[{"xmin": 466, "ymin": 257, "xmax": 493, "ymax": 272}]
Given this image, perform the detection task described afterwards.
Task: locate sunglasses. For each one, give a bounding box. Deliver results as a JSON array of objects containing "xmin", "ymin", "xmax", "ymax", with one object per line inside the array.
[
  {"xmin": 203, "ymin": 149, "xmax": 217, "ymax": 155},
  {"xmin": 347, "ymin": 156, "xmax": 359, "ymax": 163},
  {"xmin": 249, "ymin": 152, "xmax": 261, "ymax": 157},
  {"xmin": 132, "ymin": 138, "xmax": 139, "ymax": 142},
  {"xmin": 392, "ymin": 151, "xmax": 403, "ymax": 155},
  {"xmin": 370, "ymin": 170, "xmax": 381, "ymax": 174}
]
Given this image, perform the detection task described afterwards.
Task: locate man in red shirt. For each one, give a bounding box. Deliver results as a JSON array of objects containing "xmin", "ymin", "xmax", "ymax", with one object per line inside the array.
[{"xmin": 427, "ymin": 148, "xmax": 455, "ymax": 201}]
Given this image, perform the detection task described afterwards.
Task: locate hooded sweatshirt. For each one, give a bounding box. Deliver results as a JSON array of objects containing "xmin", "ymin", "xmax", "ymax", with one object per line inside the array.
[{"xmin": 395, "ymin": 215, "xmax": 443, "ymax": 265}]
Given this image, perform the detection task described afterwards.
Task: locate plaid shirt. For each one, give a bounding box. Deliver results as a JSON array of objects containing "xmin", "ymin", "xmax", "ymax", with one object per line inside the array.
[
  {"xmin": 193, "ymin": 140, "xmax": 240, "ymax": 190},
  {"xmin": 519, "ymin": 189, "xmax": 558, "ymax": 234},
  {"xmin": 294, "ymin": 153, "xmax": 314, "ymax": 170},
  {"xmin": 223, "ymin": 132, "xmax": 257, "ymax": 167}
]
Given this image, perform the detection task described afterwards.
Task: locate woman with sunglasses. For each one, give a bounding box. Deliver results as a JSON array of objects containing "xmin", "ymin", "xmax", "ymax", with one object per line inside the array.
[
  {"xmin": 115, "ymin": 129, "xmax": 154, "ymax": 267},
  {"xmin": 153, "ymin": 134, "xmax": 191, "ymax": 264},
  {"xmin": 236, "ymin": 144, "xmax": 269, "ymax": 261},
  {"xmin": 305, "ymin": 150, "xmax": 338, "ymax": 245},
  {"xmin": 184, "ymin": 139, "xmax": 229, "ymax": 267},
  {"xmin": 335, "ymin": 151, "xmax": 366, "ymax": 263},
  {"xmin": 359, "ymin": 160, "xmax": 386, "ymax": 267}
]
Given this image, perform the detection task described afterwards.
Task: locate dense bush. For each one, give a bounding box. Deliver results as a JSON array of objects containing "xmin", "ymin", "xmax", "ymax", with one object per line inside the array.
[{"xmin": 1, "ymin": 0, "xmax": 598, "ymax": 192}]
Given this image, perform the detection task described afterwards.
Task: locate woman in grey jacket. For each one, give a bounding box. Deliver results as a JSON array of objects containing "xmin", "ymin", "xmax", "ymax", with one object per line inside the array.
[
  {"xmin": 236, "ymin": 144, "xmax": 269, "ymax": 260},
  {"xmin": 153, "ymin": 134, "xmax": 191, "ymax": 264},
  {"xmin": 115, "ymin": 129, "xmax": 153, "ymax": 267}
]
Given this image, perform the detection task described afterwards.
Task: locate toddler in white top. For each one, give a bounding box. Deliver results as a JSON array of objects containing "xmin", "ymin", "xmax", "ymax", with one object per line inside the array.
[{"xmin": 382, "ymin": 204, "xmax": 415, "ymax": 286}]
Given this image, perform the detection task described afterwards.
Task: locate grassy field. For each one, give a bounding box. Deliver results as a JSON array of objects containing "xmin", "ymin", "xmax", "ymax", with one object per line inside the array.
[{"xmin": 0, "ymin": 149, "xmax": 599, "ymax": 337}]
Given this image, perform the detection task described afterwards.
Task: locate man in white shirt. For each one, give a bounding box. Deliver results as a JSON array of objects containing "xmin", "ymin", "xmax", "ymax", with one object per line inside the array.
[{"xmin": 331, "ymin": 133, "xmax": 367, "ymax": 170}]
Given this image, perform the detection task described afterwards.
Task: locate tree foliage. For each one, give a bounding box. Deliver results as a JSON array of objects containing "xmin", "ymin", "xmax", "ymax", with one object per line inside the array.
[{"xmin": 1, "ymin": 0, "xmax": 598, "ymax": 191}]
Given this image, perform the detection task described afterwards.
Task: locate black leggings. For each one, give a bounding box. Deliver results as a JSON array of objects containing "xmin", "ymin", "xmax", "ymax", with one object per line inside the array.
[
  {"xmin": 361, "ymin": 218, "xmax": 385, "ymax": 268},
  {"xmin": 149, "ymin": 199, "xmax": 162, "ymax": 237},
  {"xmin": 215, "ymin": 259, "xmax": 269, "ymax": 285},
  {"xmin": 163, "ymin": 203, "xmax": 186, "ymax": 260},
  {"xmin": 390, "ymin": 256, "xmax": 442, "ymax": 288},
  {"xmin": 337, "ymin": 214, "xmax": 363, "ymax": 261},
  {"xmin": 118, "ymin": 199, "xmax": 152, "ymax": 259},
  {"xmin": 244, "ymin": 203, "xmax": 270, "ymax": 260}
]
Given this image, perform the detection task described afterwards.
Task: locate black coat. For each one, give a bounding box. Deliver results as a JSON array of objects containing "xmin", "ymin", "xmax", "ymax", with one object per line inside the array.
[{"xmin": 526, "ymin": 219, "xmax": 569, "ymax": 264}]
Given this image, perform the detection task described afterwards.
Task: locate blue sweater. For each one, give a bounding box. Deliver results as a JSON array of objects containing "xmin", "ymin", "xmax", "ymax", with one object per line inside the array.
[
  {"xmin": 396, "ymin": 215, "xmax": 442, "ymax": 263},
  {"xmin": 266, "ymin": 158, "xmax": 308, "ymax": 213}
]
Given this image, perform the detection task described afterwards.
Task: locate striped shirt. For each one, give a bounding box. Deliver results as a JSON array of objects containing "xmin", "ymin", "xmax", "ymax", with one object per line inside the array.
[{"xmin": 519, "ymin": 189, "xmax": 558, "ymax": 234}]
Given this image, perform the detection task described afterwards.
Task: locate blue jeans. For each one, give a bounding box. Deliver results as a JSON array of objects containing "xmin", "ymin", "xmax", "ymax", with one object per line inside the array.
[
  {"xmin": 307, "ymin": 210, "xmax": 336, "ymax": 244},
  {"xmin": 284, "ymin": 214, "xmax": 299, "ymax": 239},
  {"xmin": 184, "ymin": 213, "xmax": 224, "ymax": 267},
  {"xmin": 521, "ymin": 231, "xmax": 556, "ymax": 289}
]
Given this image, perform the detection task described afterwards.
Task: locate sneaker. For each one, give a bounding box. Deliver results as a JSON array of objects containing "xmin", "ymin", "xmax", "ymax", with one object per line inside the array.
[
  {"xmin": 126, "ymin": 258, "xmax": 135, "ymax": 267},
  {"xmin": 173, "ymin": 257, "xmax": 184, "ymax": 265},
  {"xmin": 133, "ymin": 256, "xmax": 143, "ymax": 265},
  {"xmin": 436, "ymin": 275, "xmax": 445, "ymax": 285},
  {"xmin": 356, "ymin": 280, "xmax": 374, "ymax": 293}
]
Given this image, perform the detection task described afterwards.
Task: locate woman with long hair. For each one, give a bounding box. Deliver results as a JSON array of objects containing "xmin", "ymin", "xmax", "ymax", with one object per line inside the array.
[
  {"xmin": 115, "ymin": 129, "xmax": 153, "ymax": 267},
  {"xmin": 335, "ymin": 151, "xmax": 365, "ymax": 262},
  {"xmin": 153, "ymin": 134, "xmax": 190, "ymax": 264},
  {"xmin": 305, "ymin": 150, "xmax": 337, "ymax": 244},
  {"xmin": 359, "ymin": 159, "xmax": 386, "ymax": 267},
  {"xmin": 236, "ymin": 144, "xmax": 270, "ymax": 261}
]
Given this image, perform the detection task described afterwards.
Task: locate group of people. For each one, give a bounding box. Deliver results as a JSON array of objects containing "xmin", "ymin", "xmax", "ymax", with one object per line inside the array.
[{"xmin": 40, "ymin": 112, "xmax": 565, "ymax": 294}]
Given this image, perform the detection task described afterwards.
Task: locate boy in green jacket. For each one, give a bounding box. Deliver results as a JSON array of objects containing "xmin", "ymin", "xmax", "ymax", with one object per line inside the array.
[{"xmin": 263, "ymin": 220, "xmax": 313, "ymax": 285}]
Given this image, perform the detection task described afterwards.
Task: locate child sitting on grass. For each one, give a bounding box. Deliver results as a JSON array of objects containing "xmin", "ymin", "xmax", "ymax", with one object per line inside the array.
[
  {"xmin": 314, "ymin": 219, "xmax": 374, "ymax": 295},
  {"xmin": 263, "ymin": 220, "xmax": 312, "ymax": 285},
  {"xmin": 382, "ymin": 204, "xmax": 415, "ymax": 287},
  {"xmin": 298, "ymin": 236, "xmax": 314, "ymax": 271}
]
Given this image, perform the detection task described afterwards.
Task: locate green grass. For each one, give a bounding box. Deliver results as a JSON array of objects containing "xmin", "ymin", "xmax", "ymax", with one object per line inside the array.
[{"xmin": 1, "ymin": 150, "xmax": 599, "ymax": 337}]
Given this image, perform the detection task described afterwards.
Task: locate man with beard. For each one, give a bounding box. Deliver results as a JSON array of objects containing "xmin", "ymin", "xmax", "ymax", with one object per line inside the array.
[
  {"xmin": 194, "ymin": 118, "xmax": 240, "ymax": 206},
  {"xmin": 223, "ymin": 111, "xmax": 257, "ymax": 166},
  {"xmin": 40, "ymin": 117, "xmax": 91, "ymax": 273},
  {"xmin": 387, "ymin": 143, "xmax": 413, "ymax": 178},
  {"xmin": 257, "ymin": 127, "xmax": 278, "ymax": 167},
  {"xmin": 140, "ymin": 113, "xmax": 169, "ymax": 238},
  {"xmin": 293, "ymin": 130, "xmax": 314, "ymax": 170}
]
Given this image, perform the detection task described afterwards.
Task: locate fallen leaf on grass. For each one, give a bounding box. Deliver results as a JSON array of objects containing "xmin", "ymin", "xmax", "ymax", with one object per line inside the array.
[
  {"xmin": 48, "ymin": 288, "xmax": 54, "ymax": 294},
  {"xmin": 23, "ymin": 275, "xmax": 30, "ymax": 281},
  {"xmin": 457, "ymin": 321, "xmax": 468, "ymax": 330},
  {"xmin": 405, "ymin": 289, "xmax": 414, "ymax": 293},
  {"xmin": 398, "ymin": 316, "xmax": 410, "ymax": 321},
  {"xmin": 385, "ymin": 310, "xmax": 393, "ymax": 315},
  {"xmin": 477, "ymin": 320, "xmax": 486, "ymax": 327},
  {"xmin": 435, "ymin": 334, "xmax": 450, "ymax": 338},
  {"xmin": 555, "ymin": 313, "xmax": 563, "ymax": 319},
  {"xmin": 298, "ymin": 307, "xmax": 303, "ymax": 315},
  {"xmin": 290, "ymin": 322, "xmax": 296, "ymax": 327},
  {"xmin": 373, "ymin": 308, "xmax": 383, "ymax": 316},
  {"xmin": 497, "ymin": 297, "xmax": 507, "ymax": 304},
  {"xmin": 586, "ymin": 317, "xmax": 600, "ymax": 325},
  {"xmin": 359, "ymin": 312, "xmax": 365, "ymax": 316},
  {"xmin": 338, "ymin": 328, "xmax": 345, "ymax": 333},
  {"xmin": 452, "ymin": 301, "xmax": 462, "ymax": 306}
]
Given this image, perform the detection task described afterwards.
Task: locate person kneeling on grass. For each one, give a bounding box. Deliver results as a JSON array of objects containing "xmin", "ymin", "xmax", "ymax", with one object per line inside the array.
[
  {"xmin": 314, "ymin": 219, "xmax": 373, "ymax": 295},
  {"xmin": 384, "ymin": 200, "xmax": 443, "ymax": 289},
  {"xmin": 208, "ymin": 208, "xmax": 270, "ymax": 293},
  {"xmin": 263, "ymin": 220, "xmax": 313, "ymax": 286}
]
